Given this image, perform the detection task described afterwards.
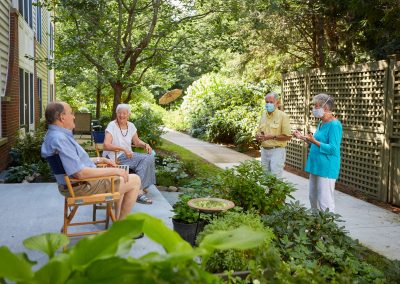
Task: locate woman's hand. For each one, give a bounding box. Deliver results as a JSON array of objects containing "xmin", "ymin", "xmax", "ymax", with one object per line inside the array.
[
  {"xmin": 144, "ymin": 143, "xmax": 152, "ymax": 154},
  {"xmin": 305, "ymin": 133, "xmax": 317, "ymax": 144},
  {"xmin": 124, "ymin": 149, "xmax": 133, "ymax": 159}
]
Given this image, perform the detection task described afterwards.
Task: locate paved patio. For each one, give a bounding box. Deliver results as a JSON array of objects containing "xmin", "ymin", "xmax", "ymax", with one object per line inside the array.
[{"xmin": 0, "ymin": 183, "xmax": 172, "ymax": 268}]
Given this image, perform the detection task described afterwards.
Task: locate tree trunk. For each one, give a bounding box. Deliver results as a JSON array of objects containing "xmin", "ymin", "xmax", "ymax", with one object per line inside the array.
[
  {"xmin": 95, "ymin": 77, "xmax": 102, "ymax": 119},
  {"xmin": 111, "ymin": 83, "xmax": 123, "ymax": 119},
  {"xmin": 312, "ymin": 13, "xmax": 325, "ymax": 67}
]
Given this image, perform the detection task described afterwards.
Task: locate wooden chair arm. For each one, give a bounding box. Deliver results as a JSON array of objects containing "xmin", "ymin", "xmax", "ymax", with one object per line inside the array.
[{"xmin": 69, "ymin": 176, "xmax": 119, "ymax": 183}]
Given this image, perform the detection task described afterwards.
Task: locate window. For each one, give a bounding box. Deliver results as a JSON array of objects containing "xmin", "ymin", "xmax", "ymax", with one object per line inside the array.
[
  {"xmin": 49, "ymin": 22, "xmax": 54, "ymax": 57},
  {"xmin": 19, "ymin": 68, "xmax": 34, "ymax": 129},
  {"xmin": 36, "ymin": 3, "xmax": 42, "ymax": 43},
  {"xmin": 29, "ymin": 73, "xmax": 33, "ymax": 124},
  {"xmin": 18, "ymin": 0, "xmax": 33, "ymax": 27},
  {"xmin": 38, "ymin": 78, "xmax": 42, "ymax": 118},
  {"xmin": 49, "ymin": 83, "xmax": 54, "ymax": 102},
  {"xmin": 19, "ymin": 68, "xmax": 24, "ymax": 126}
]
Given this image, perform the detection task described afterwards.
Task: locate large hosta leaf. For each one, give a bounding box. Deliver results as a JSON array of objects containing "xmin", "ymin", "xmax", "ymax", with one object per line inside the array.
[
  {"xmin": 0, "ymin": 246, "xmax": 33, "ymax": 282},
  {"xmin": 127, "ymin": 213, "xmax": 192, "ymax": 253},
  {"xmin": 23, "ymin": 233, "xmax": 69, "ymax": 259},
  {"xmin": 199, "ymin": 226, "xmax": 266, "ymax": 251}
]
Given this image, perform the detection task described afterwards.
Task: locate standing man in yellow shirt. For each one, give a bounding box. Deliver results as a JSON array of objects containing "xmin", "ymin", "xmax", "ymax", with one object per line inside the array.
[{"xmin": 256, "ymin": 92, "xmax": 292, "ymax": 178}]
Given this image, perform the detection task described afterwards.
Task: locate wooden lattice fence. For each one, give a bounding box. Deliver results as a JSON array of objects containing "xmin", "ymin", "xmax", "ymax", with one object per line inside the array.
[{"xmin": 282, "ymin": 56, "xmax": 400, "ymax": 205}]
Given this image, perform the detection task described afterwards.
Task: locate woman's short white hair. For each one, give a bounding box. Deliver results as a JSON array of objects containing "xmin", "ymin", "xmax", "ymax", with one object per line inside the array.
[
  {"xmin": 116, "ymin": 104, "xmax": 131, "ymax": 114},
  {"xmin": 313, "ymin": 93, "xmax": 334, "ymax": 110}
]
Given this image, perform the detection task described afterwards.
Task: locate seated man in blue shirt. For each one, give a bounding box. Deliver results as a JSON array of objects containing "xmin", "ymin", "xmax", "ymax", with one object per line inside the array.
[{"xmin": 41, "ymin": 102, "xmax": 140, "ymax": 220}]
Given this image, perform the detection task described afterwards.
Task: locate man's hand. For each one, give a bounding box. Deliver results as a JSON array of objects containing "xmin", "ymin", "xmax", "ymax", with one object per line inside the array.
[
  {"xmin": 116, "ymin": 168, "xmax": 129, "ymax": 183},
  {"xmin": 255, "ymin": 132, "xmax": 265, "ymax": 141},
  {"xmin": 102, "ymin": 157, "xmax": 117, "ymax": 167},
  {"xmin": 293, "ymin": 130, "xmax": 304, "ymax": 139}
]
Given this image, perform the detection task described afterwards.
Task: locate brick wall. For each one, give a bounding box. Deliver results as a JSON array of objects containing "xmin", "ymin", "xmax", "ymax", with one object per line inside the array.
[{"xmin": 0, "ymin": 10, "xmax": 19, "ymax": 171}]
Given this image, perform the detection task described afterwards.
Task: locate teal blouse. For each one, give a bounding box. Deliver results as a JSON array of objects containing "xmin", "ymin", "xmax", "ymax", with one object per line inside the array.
[{"xmin": 305, "ymin": 120, "xmax": 343, "ymax": 179}]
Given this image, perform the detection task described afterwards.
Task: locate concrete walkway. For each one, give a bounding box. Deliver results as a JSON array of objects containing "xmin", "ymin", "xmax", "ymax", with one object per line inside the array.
[
  {"xmin": 0, "ymin": 183, "xmax": 173, "ymax": 268},
  {"xmin": 162, "ymin": 129, "xmax": 400, "ymax": 261}
]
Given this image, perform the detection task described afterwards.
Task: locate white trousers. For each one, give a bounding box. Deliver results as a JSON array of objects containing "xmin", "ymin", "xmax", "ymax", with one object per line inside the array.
[
  {"xmin": 309, "ymin": 173, "xmax": 336, "ymax": 212},
  {"xmin": 260, "ymin": 147, "xmax": 286, "ymax": 178}
]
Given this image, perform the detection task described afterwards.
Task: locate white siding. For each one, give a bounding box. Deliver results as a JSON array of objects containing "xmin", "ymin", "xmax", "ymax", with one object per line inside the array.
[
  {"xmin": 0, "ymin": 1, "xmax": 11, "ymax": 97},
  {"xmin": 18, "ymin": 16, "xmax": 34, "ymax": 73}
]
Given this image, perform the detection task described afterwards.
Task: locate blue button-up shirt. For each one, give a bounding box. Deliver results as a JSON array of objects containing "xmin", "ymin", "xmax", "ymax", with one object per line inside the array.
[{"xmin": 41, "ymin": 125, "xmax": 95, "ymax": 184}]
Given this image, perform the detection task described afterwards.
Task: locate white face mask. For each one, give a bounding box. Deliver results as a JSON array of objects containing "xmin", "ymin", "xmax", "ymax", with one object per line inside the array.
[{"xmin": 312, "ymin": 97, "xmax": 330, "ymax": 118}]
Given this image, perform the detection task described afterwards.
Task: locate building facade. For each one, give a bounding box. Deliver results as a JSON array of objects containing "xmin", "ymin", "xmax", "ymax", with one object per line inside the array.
[{"xmin": 0, "ymin": 0, "xmax": 55, "ymax": 171}]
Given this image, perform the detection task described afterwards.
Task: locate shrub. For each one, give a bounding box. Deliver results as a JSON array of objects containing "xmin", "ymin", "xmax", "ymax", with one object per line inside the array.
[
  {"xmin": 10, "ymin": 123, "xmax": 46, "ymax": 166},
  {"xmin": 131, "ymin": 103, "xmax": 165, "ymax": 148},
  {"xmin": 262, "ymin": 202, "xmax": 385, "ymax": 283},
  {"xmin": 177, "ymin": 73, "xmax": 264, "ymax": 147},
  {"xmin": 206, "ymin": 106, "xmax": 259, "ymax": 149},
  {"xmin": 215, "ymin": 160, "xmax": 295, "ymax": 215},
  {"xmin": 197, "ymin": 211, "xmax": 274, "ymax": 273},
  {"xmin": 171, "ymin": 185, "xmax": 214, "ymax": 224},
  {"xmin": 155, "ymin": 156, "xmax": 189, "ymax": 187}
]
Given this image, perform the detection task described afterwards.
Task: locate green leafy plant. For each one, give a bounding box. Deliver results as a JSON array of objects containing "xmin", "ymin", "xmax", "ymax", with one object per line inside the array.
[
  {"xmin": 175, "ymin": 73, "xmax": 264, "ymax": 149},
  {"xmin": 5, "ymin": 164, "xmax": 36, "ymax": 183},
  {"xmin": 197, "ymin": 210, "xmax": 274, "ymax": 273},
  {"xmin": 215, "ymin": 160, "xmax": 295, "ymax": 215},
  {"xmin": 0, "ymin": 213, "xmax": 268, "ymax": 284},
  {"xmin": 131, "ymin": 103, "xmax": 165, "ymax": 148},
  {"xmin": 172, "ymin": 186, "xmax": 215, "ymax": 224},
  {"xmin": 156, "ymin": 156, "xmax": 190, "ymax": 187},
  {"xmin": 262, "ymin": 202, "xmax": 385, "ymax": 283},
  {"xmin": 10, "ymin": 123, "xmax": 46, "ymax": 166}
]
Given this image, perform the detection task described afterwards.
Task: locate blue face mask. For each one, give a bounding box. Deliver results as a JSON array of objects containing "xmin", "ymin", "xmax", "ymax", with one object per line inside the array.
[{"xmin": 265, "ymin": 103, "xmax": 275, "ymax": 113}]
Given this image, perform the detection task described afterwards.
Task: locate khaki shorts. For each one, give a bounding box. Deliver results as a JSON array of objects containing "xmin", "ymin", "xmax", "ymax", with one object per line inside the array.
[{"xmin": 58, "ymin": 178, "xmax": 121, "ymax": 197}]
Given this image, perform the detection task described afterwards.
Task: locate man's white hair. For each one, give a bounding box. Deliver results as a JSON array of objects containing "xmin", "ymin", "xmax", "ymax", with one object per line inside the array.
[{"xmin": 265, "ymin": 92, "xmax": 279, "ymax": 100}]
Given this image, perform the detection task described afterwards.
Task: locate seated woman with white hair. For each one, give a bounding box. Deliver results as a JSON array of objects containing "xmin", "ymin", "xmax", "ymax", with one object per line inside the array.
[{"xmin": 103, "ymin": 104, "xmax": 156, "ymax": 204}]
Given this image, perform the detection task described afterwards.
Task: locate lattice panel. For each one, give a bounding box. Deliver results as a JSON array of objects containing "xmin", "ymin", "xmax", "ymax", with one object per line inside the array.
[
  {"xmin": 282, "ymin": 74, "xmax": 306, "ymax": 126},
  {"xmin": 285, "ymin": 138, "xmax": 304, "ymax": 170},
  {"xmin": 393, "ymin": 68, "xmax": 400, "ymax": 137},
  {"xmin": 309, "ymin": 68, "xmax": 386, "ymax": 133},
  {"xmin": 339, "ymin": 133, "xmax": 383, "ymax": 197}
]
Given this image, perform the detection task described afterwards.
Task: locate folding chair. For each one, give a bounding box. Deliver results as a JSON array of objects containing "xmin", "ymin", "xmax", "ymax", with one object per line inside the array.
[
  {"xmin": 46, "ymin": 155, "xmax": 120, "ymax": 238},
  {"xmin": 92, "ymin": 130, "xmax": 106, "ymax": 158},
  {"xmin": 92, "ymin": 130, "xmax": 121, "ymax": 162}
]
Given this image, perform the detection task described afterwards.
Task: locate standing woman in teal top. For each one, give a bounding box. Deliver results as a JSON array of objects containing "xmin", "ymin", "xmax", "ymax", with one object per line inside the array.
[{"xmin": 293, "ymin": 93, "xmax": 343, "ymax": 212}]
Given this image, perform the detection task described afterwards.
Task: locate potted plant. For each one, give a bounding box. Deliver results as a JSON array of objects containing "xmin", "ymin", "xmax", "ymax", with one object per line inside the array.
[{"xmin": 172, "ymin": 193, "xmax": 206, "ymax": 246}]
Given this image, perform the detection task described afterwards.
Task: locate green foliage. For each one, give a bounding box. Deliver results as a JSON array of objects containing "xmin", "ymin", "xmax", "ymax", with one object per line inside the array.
[
  {"xmin": 176, "ymin": 73, "xmax": 264, "ymax": 148},
  {"xmin": 215, "ymin": 160, "xmax": 295, "ymax": 215},
  {"xmin": 156, "ymin": 156, "xmax": 189, "ymax": 187},
  {"xmin": 7, "ymin": 123, "xmax": 52, "ymax": 183},
  {"xmin": 10, "ymin": 125, "xmax": 46, "ymax": 166},
  {"xmin": 172, "ymin": 186, "xmax": 214, "ymax": 224},
  {"xmin": 0, "ymin": 213, "xmax": 268, "ymax": 284},
  {"xmin": 198, "ymin": 211, "xmax": 274, "ymax": 273},
  {"xmin": 262, "ymin": 202, "xmax": 385, "ymax": 283},
  {"xmin": 5, "ymin": 164, "xmax": 36, "ymax": 183},
  {"xmin": 157, "ymin": 139, "xmax": 224, "ymax": 179},
  {"xmin": 130, "ymin": 103, "xmax": 165, "ymax": 148},
  {"xmin": 206, "ymin": 106, "xmax": 259, "ymax": 149}
]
